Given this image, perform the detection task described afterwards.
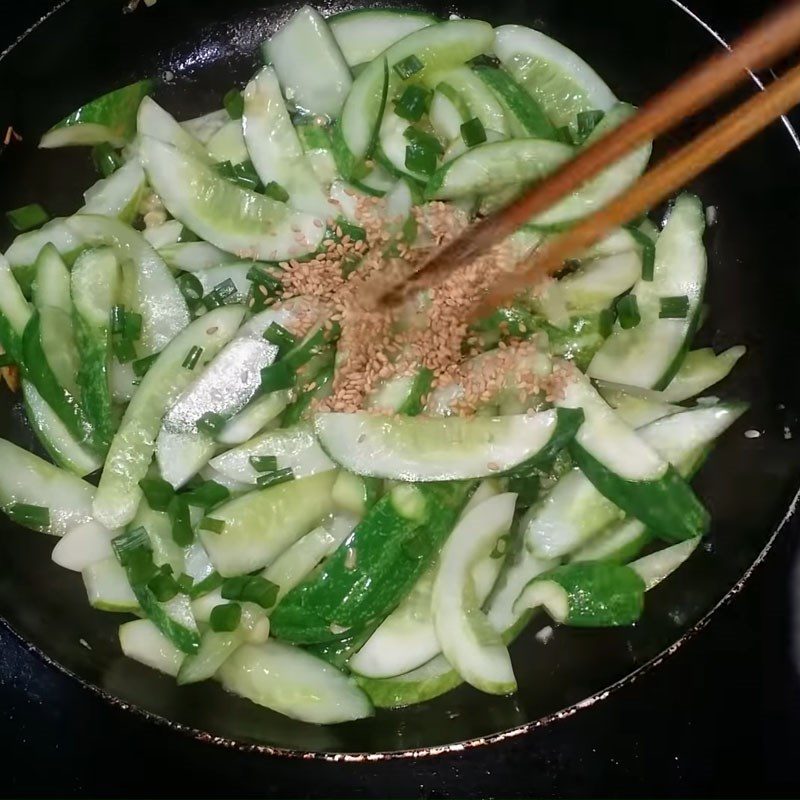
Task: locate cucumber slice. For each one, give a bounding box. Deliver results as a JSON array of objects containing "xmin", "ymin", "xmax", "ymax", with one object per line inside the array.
[
  {"xmin": 629, "ymin": 537, "xmax": 700, "ymax": 591},
  {"xmin": 263, "ymin": 6, "xmax": 353, "ymax": 120},
  {"xmin": 83, "ymin": 557, "xmax": 139, "ymax": 612},
  {"xmin": 430, "ymin": 66, "xmax": 509, "ymax": 137},
  {"xmin": 72, "ymin": 248, "xmax": 121, "ymax": 451},
  {"xmin": 340, "ymin": 20, "xmax": 495, "ymax": 163},
  {"xmin": 193, "ymin": 263, "xmax": 251, "ymax": 303},
  {"xmin": 365, "ymin": 367, "xmax": 433, "ymax": 415},
  {"xmin": 50, "ymin": 519, "xmax": 117, "ymax": 571},
  {"xmin": 242, "ymin": 67, "xmax": 332, "ymax": 218},
  {"xmin": 314, "ymin": 408, "xmax": 581, "ymax": 481},
  {"xmin": 199, "ymin": 470, "xmax": 338, "ymax": 576},
  {"xmin": 296, "ymin": 122, "xmax": 338, "ymax": 186},
  {"xmin": 531, "ymin": 104, "xmax": 651, "ymax": 227},
  {"xmin": 493, "ymin": 24, "xmax": 616, "ymax": 128},
  {"xmin": 425, "ymin": 138, "xmax": 573, "ymax": 200},
  {"xmin": 22, "ymin": 380, "xmax": 103, "ymax": 477},
  {"xmin": 40, "ymin": 79, "xmax": 153, "ymax": 148},
  {"xmin": 328, "ymin": 9, "xmax": 436, "ymax": 68},
  {"xmin": 67, "ymin": 215, "xmax": 190, "ymax": 355},
  {"xmin": 181, "ymin": 109, "xmax": 229, "ymax": 144},
  {"xmin": 0, "ymin": 438, "xmax": 96, "ymax": 535},
  {"xmin": 32, "ymin": 243, "xmax": 71, "ymax": 313},
  {"xmin": 558, "ymin": 371, "xmax": 707, "ymax": 542},
  {"xmin": 568, "ymin": 517, "xmax": 652, "ymax": 564},
  {"xmin": 119, "ymin": 619, "xmax": 185, "ymax": 677},
  {"xmin": 140, "ymin": 136, "xmax": 325, "ymax": 261},
  {"xmin": 218, "ymin": 640, "xmax": 373, "ymax": 723},
  {"xmin": 177, "ymin": 630, "xmax": 246, "ymax": 685},
  {"xmin": 208, "ymin": 424, "xmax": 334, "ymax": 486},
  {"xmin": 0, "ymin": 255, "xmax": 32, "ymax": 363},
  {"xmin": 357, "ymin": 653, "xmax": 462, "ymax": 709},
  {"xmin": 158, "ymin": 242, "xmax": 238, "ymax": 272},
  {"xmin": 657, "ymin": 345, "xmax": 746, "ymax": 403},
  {"xmin": 429, "ymin": 88, "xmax": 465, "ymax": 141},
  {"xmin": 432, "ymin": 492, "xmax": 517, "ymax": 694},
  {"xmin": 81, "ymin": 160, "xmax": 148, "ymax": 225},
  {"xmin": 379, "ymin": 108, "xmax": 438, "ymax": 183},
  {"xmin": 206, "ymin": 119, "xmax": 248, "ymax": 165},
  {"xmin": 143, "ymin": 220, "xmax": 184, "ymax": 249},
  {"xmin": 596, "ymin": 382, "xmax": 681, "ymax": 428},
  {"xmin": 217, "ymin": 391, "xmax": 291, "ymax": 446},
  {"xmin": 270, "ymin": 481, "xmax": 473, "ymax": 644},
  {"xmin": 514, "ymin": 561, "xmax": 645, "ymax": 626},
  {"xmin": 587, "ymin": 194, "xmax": 707, "ymax": 389},
  {"xmin": 264, "ymin": 513, "xmax": 359, "ymax": 601},
  {"xmin": 93, "ymin": 305, "xmax": 244, "ymax": 529},
  {"xmin": 137, "ymin": 97, "xmax": 210, "ymax": 161}
]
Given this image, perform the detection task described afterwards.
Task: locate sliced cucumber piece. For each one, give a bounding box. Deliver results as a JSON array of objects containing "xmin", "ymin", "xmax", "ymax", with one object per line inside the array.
[
  {"xmin": 22, "ymin": 380, "xmax": 103, "ymax": 477},
  {"xmin": 379, "ymin": 108, "xmax": 438, "ymax": 183},
  {"xmin": 493, "ymin": 24, "xmax": 616, "ymax": 128},
  {"xmin": 51, "ymin": 519, "xmax": 117, "ymax": 571},
  {"xmin": 119, "ymin": 618, "xmax": 185, "ymax": 677},
  {"xmin": 199, "ymin": 470, "xmax": 338, "ymax": 576},
  {"xmin": 181, "ymin": 109, "xmax": 229, "ymax": 145},
  {"xmin": 81, "ymin": 160, "xmax": 148, "ymax": 225},
  {"xmin": 296, "ymin": 122, "xmax": 338, "ymax": 186},
  {"xmin": 429, "ymin": 87, "xmax": 466, "ymax": 141},
  {"xmin": 140, "ymin": 136, "xmax": 325, "ymax": 261},
  {"xmin": 83, "ymin": 557, "xmax": 139, "ymax": 612},
  {"xmin": 137, "ymin": 97, "xmax": 210, "ymax": 161},
  {"xmin": 218, "ymin": 640, "xmax": 373, "ymax": 723},
  {"xmin": 569, "ymin": 517, "xmax": 651, "ymax": 564},
  {"xmin": 629, "ymin": 537, "xmax": 700, "ymax": 591},
  {"xmin": 365, "ymin": 367, "xmax": 433, "ymax": 415},
  {"xmin": 425, "ymin": 138, "xmax": 572, "ymax": 200},
  {"xmin": 328, "ymin": 9, "xmax": 436, "ymax": 68},
  {"xmin": 177, "ymin": 630, "xmax": 245, "ymax": 685},
  {"xmin": 596, "ymin": 382, "xmax": 681, "ymax": 428},
  {"xmin": 315, "ymin": 408, "xmax": 580, "ymax": 481},
  {"xmin": 217, "ymin": 391, "xmax": 291, "ymax": 446},
  {"xmin": 264, "ymin": 6, "xmax": 352, "ymax": 120},
  {"xmin": 242, "ymin": 67, "xmax": 333, "ymax": 217},
  {"xmin": 657, "ymin": 345, "xmax": 746, "ymax": 403},
  {"xmin": 93, "ymin": 306, "xmax": 244, "ymax": 529},
  {"xmin": 432, "ymin": 492, "xmax": 517, "ymax": 694},
  {"xmin": 430, "ymin": 66, "xmax": 509, "ymax": 137},
  {"xmin": 158, "ymin": 241, "xmax": 238, "ymax": 272},
  {"xmin": 0, "ymin": 255, "xmax": 33, "ymax": 364},
  {"xmin": 142, "ymin": 219, "xmax": 184, "ymax": 250},
  {"xmin": 67, "ymin": 215, "xmax": 189, "ymax": 355},
  {"xmin": 206, "ymin": 119, "xmax": 248, "ymax": 165},
  {"xmin": 588, "ymin": 193, "xmax": 707, "ymax": 389},
  {"xmin": 357, "ymin": 653, "xmax": 462, "ymax": 709}
]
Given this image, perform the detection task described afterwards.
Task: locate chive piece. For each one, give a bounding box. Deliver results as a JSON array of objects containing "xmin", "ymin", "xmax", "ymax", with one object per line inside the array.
[
  {"xmin": 224, "ymin": 89, "xmax": 245, "ymax": 120},
  {"xmin": 0, "ymin": 353, "xmax": 15, "ymax": 368},
  {"xmin": 176, "ymin": 572, "xmax": 195, "ymax": 594},
  {"xmin": 123, "ymin": 311, "xmax": 143, "ymax": 342},
  {"xmin": 403, "ymin": 126, "xmax": 443, "ymax": 154},
  {"xmin": 393, "ymin": 54, "xmax": 424, "ymax": 80},
  {"xmin": 394, "ymin": 85, "xmax": 432, "ymax": 122},
  {"xmin": 460, "ymin": 116, "xmax": 487, "ymax": 147},
  {"xmin": 598, "ymin": 307, "xmax": 616, "ymax": 338},
  {"xmin": 112, "ymin": 526, "xmax": 151, "ymax": 566},
  {"xmin": 616, "ymin": 294, "xmax": 641, "ymax": 329},
  {"xmin": 177, "ymin": 273, "xmax": 204, "ymax": 304},
  {"xmin": 625, "ymin": 225, "xmax": 656, "ymax": 281},
  {"xmin": 659, "ymin": 295, "xmax": 690, "ymax": 319},
  {"xmin": 215, "ymin": 160, "xmax": 237, "ymax": 182},
  {"xmin": 196, "ymin": 412, "xmax": 227, "ymax": 437},
  {"xmin": 183, "ymin": 480, "xmax": 230, "ymax": 511},
  {"xmin": 132, "ymin": 353, "xmax": 159, "ymax": 378},
  {"xmin": 263, "ymin": 322, "xmax": 297, "ymax": 355},
  {"xmin": 189, "ymin": 570, "xmax": 225, "ymax": 598},
  {"xmin": 6, "ymin": 503, "xmax": 50, "ymax": 530},
  {"xmin": 148, "ymin": 569, "xmax": 180, "ymax": 603},
  {"xmin": 405, "ymin": 143, "xmax": 437, "ymax": 176},
  {"xmin": 221, "ymin": 575, "xmax": 279, "ymax": 609},
  {"xmin": 92, "ymin": 142, "xmax": 123, "ymax": 177},
  {"xmin": 213, "ymin": 278, "xmax": 238, "ymax": 303},
  {"xmin": 110, "ymin": 305, "xmax": 126, "ymax": 335},
  {"xmin": 6, "ymin": 204, "xmax": 50, "ymax": 233},
  {"xmin": 138, "ymin": 477, "xmax": 175, "ymax": 512},
  {"xmin": 260, "ymin": 361, "xmax": 294, "ymax": 392},
  {"xmin": 576, "ymin": 109, "xmax": 605, "ymax": 142},
  {"xmin": 112, "ymin": 337, "xmax": 137, "ymax": 364},
  {"xmin": 256, "ymin": 467, "xmax": 295, "ymax": 489},
  {"xmin": 199, "ymin": 517, "xmax": 225, "ymax": 534},
  {"xmin": 335, "ymin": 219, "xmax": 368, "ymax": 243},
  {"xmin": 250, "ymin": 455, "xmax": 278, "ymax": 473},
  {"xmin": 183, "ymin": 346, "xmax": 203, "ymax": 370},
  {"xmin": 233, "ymin": 160, "xmax": 262, "ymax": 192},
  {"xmin": 555, "ymin": 125, "xmax": 574, "ymax": 145},
  {"xmin": 263, "ymin": 181, "xmax": 290, "ymax": 202},
  {"xmin": 168, "ymin": 495, "xmax": 194, "ymax": 546},
  {"xmin": 210, "ymin": 602, "xmax": 242, "ymax": 632}
]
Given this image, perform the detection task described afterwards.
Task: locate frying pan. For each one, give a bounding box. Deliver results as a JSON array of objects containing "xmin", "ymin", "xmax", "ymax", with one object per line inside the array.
[{"xmin": 0, "ymin": 0, "xmax": 799, "ymax": 759}]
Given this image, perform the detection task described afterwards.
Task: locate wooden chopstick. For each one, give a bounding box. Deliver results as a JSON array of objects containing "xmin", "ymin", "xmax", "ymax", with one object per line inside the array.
[
  {"xmin": 377, "ymin": 1, "xmax": 800, "ymax": 309},
  {"xmin": 471, "ymin": 60, "xmax": 800, "ymax": 319}
]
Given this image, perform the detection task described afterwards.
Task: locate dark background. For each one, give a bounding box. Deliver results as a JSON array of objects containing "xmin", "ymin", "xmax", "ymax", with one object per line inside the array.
[{"xmin": 2, "ymin": 0, "xmax": 800, "ymax": 796}]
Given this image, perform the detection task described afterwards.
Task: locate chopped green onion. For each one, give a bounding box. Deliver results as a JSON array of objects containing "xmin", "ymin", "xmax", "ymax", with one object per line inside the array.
[
  {"xmin": 214, "ymin": 160, "xmax": 237, "ymax": 182},
  {"xmin": 625, "ymin": 225, "xmax": 656, "ymax": 281},
  {"xmin": 0, "ymin": 353, "xmax": 15, "ymax": 368},
  {"xmin": 167, "ymin": 495, "xmax": 194, "ymax": 547},
  {"xmin": 138, "ymin": 476, "xmax": 175, "ymax": 512},
  {"xmin": 263, "ymin": 181, "xmax": 290, "ymax": 202},
  {"xmin": 132, "ymin": 353, "xmax": 159, "ymax": 378},
  {"xmin": 260, "ymin": 361, "xmax": 294, "ymax": 392},
  {"xmin": 182, "ymin": 480, "xmax": 230, "ymax": 511},
  {"xmin": 460, "ymin": 116, "xmax": 487, "ymax": 147},
  {"xmin": 199, "ymin": 517, "xmax": 225, "ymax": 534},
  {"xmin": 6, "ymin": 204, "xmax": 50, "ymax": 233},
  {"xmin": 177, "ymin": 273, "xmax": 204, "ymax": 304},
  {"xmin": 213, "ymin": 278, "xmax": 238, "ymax": 303},
  {"xmin": 507, "ymin": 474, "xmax": 541, "ymax": 509},
  {"xmin": 576, "ymin": 109, "xmax": 605, "ymax": 142},
  {"xmin": 616, "ymin": 294, "xmax": 641, "ymax": 329},
  {"xmin": 405, "ymin": 142, "xmax": 437, "ymax": 176},
  {"xmin": 123, "ymin": 311, "xmax": 143, "ymax": 342},
  {"xmin": 555, "ymin": 125, "xmax": 574, "ymax": 146},
  {"xmin": 147, "ymin": 569, "xmax": 180, "ymax": 603},
  {"xmin": 233, "ymin": 160, "xmax": 262, "ymax": 192},
  {"xmin": 112, "ymin": 337, "xmax": 137, "ymax": 364},
  {"xmin": 112, "ymin": 526, "xmax": 151, "ymax": 566},
  {"xmin": 468, "ymin": 54, "xmax": 501, "ymax": 69},
  {"xmin": 196, "ymin": 412, "xmax": 227, "ymax": 437},
  {"xmin": 335, "ymin": 219, "xmax": 368, "ymax": 243},
  {"xmin": 256, "ymin": 467, "xmax": 295, "ymax": 489},
  {"xmin": 263, "ymin": 322, "xmax": 297, "ymax": 355},
  {"xmin": 110, "ymin": 305, "xmax": 126, "ymax": 335},
  {"xmin": 209, "ymin": 602, "xmax": 242, "ymax": 632},
  {"xmin": 92, "ymin": 142, "xmax": 123, "ymax": 177},
  {"xmin": 182, "ymin": 345, "xmax": 203, "ymax": 370},
  {"xmin": 221, "ymin": 575, "xmax": 279, "ymax": 609},
  {"xmin": 403, "ymin": 125, "xmax": 443, "ymax": 154},
  {"xmin": 246, "ymin": 265, "xmax": 283, "ymax": 297},
  {"xmin": 659, "ymin": 295, "xmax": 690, "ymax": 319},
  {"xmin": 224, "ymin": 89, "xmax": 245, "ymax": 120},
  {"xmin": 393, "ymin": 54, "xmax": 424, "ymax": 80},
  {"xmin": 598, "ymin": 307, "xmax": 616, "ymax": 338},
  {"xmin": 6, "ymin": 502, "xmax": 50, "ymax": 530},
  {"xmin": 250, "ymin": 455, "xmax": 278, "ymax": 473},
  {"xmin": 176, "ymin": 572, "xmax": 195, "ymax": 594},
  {"xmin": 394, "ymin": 85, "xmax": 431, "ymax": 122},
  {"xmin": 189, "ymin": 570, "xmax": 225, "ymax": 598}
]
